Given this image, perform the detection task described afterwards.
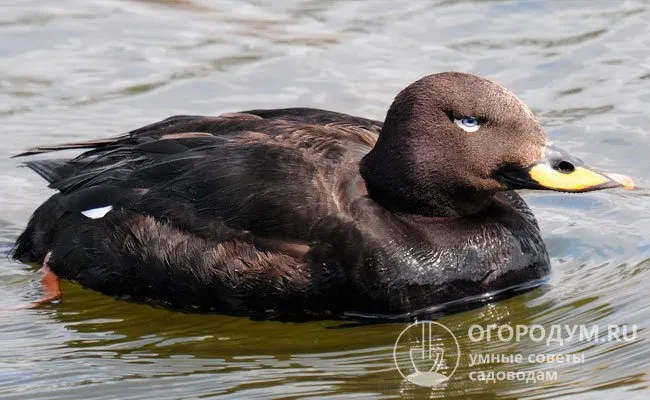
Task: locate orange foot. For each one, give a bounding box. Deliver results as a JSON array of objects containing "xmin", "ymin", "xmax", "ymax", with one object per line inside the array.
[{"xmin": 31, "ymin": 251, "xmax": 62, "ymax": 306}]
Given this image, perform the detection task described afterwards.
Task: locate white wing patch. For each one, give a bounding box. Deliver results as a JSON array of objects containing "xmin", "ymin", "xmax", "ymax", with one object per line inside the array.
[{"xmin": 81, "ymin": 205, "xmax": 113, "ymax": 219}]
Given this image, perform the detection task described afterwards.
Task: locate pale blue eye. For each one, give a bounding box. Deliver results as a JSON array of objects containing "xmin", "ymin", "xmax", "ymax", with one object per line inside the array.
[
  {"xmin": 453, "ymin": 116, "xmax": 481, "ymax": 132},
  {"xmin": 461, "ymin": 117, "xmax": 479, "ymax": 127}
]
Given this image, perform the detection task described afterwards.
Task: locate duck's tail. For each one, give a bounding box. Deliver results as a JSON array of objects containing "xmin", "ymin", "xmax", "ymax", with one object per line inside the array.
[{"xmin": 21, "ymin": 159, "xmax": 80, "ymax": 185}]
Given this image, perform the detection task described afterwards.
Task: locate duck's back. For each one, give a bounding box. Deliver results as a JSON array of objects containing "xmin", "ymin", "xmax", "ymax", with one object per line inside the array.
[{"xmin": 19, "ymin": 108, "xmax": 381, "ymax": 238}]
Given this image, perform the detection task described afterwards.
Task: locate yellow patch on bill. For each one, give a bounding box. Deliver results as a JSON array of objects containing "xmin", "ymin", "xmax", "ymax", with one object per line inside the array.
[{"xmin": 529, "ymin": 164, "xmax": 610, "ymax": 191}]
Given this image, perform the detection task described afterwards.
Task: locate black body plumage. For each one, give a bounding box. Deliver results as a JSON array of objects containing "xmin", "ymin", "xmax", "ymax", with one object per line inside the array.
[{"xmin": 13, "ymin": 73, "xmax": 556, "ymax": 318}]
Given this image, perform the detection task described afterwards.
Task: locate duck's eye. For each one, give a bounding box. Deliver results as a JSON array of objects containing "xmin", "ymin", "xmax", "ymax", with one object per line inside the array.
[{"xmin": 454, "ymin": 117, "xmax": 480, "ymax": 133}]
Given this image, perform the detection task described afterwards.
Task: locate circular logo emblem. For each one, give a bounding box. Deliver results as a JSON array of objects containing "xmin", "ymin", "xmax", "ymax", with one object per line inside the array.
[{"xmin": 393, "ymin": 321, "xmax": 461, "ymax": 387}]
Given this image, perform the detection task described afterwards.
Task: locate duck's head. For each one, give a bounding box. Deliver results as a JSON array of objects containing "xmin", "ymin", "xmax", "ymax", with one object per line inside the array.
[{"xmin": 360, "ymin": 72, "xmax": 634, "ymax": 217}]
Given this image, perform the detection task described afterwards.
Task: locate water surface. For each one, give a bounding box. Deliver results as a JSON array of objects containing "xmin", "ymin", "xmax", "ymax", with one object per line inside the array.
[{"xmin": 0, "ymin": 0, "xmax": 649, "ymax": 398}]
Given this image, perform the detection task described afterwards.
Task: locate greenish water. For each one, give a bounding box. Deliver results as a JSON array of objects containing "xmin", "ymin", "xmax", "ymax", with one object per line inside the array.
[{"xmin": 0, "ymin": 0, "xmax": 649, "ymax": 398}]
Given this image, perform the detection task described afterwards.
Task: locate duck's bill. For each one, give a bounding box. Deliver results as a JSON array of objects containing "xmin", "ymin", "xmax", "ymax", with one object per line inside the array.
[{"xmin": 497, "ymin": 144, "xmax": 634, "ymax": 193}]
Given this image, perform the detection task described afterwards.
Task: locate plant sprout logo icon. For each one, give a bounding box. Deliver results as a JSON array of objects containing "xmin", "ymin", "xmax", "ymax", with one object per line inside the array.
[{"xmin": 393, "ymin": 321, "xmax": 461, "ymax": 387}]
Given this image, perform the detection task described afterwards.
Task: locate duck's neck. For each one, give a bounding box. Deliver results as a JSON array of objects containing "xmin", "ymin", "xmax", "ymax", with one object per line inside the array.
[
  {"xmin": 359, "ymin": 140, "xmax": 493, "ymax": 218},
  {"xmin": 360, "ymin": 167, "xmax": 493, "ymax": 217}
]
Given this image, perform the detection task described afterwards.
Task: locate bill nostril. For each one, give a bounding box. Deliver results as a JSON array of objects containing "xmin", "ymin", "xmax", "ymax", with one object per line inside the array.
[{"xmin": 553, "ymin": 160, "xmax": 576, "ymax": 174}]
